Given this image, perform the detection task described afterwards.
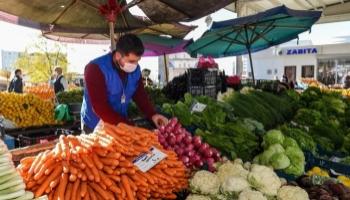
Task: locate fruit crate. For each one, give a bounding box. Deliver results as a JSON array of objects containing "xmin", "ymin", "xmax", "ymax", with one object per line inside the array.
[{"xmin": 187, "ymin": 68, "xmax": 218, "ymax": 86}]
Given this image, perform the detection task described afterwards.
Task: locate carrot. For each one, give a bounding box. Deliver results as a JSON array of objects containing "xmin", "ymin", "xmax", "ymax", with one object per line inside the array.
[
  {"xmin": 84, "ymin": 166, "xmax": 94, "ymax": 181},
  {"xmin": 91, "ymin": 166, "xmax": 100, "ymax": 182},
  {"xmin": 88, "ymin": 186, "xmax": 97, "ymax": 200},
  {"xmin": 99, "ymin": 171, "xmax": 113, "ymax": 187},
  {"xmin": 71, "ymin": 179, "xmax": 81, "ymax": 200},
  {"xmin": 62, "ymin": 161, "xmax": 70, "ymax": 174},
  {"xmin": 34, "ymin": 157, "xmax": 56, "ymax": 180},
  {"xmin": 109, "ymin": 184, "xmax": 122, "ymax": 194},
  {"xmin": 84, "ymin": 192, "xmax": 90, "ymax": 200},
  {"xmin": 103, "ymin": 166, "xmax": 114, "ymax": 175},
  {"xmin": 81, "ymin": 181, "xmax": 88, "ymax": 197},
  {"xmin": 106, "ymin": 152, "xmax": 121, "ymax": 159},
  {"xmin": 93, "ymin": 148, "xmax": 108, "ymax": 157},
  {"xmin": 88, "ymin": 182, "xmax": 110, "ymax": 200},
  {"xmin": 109, "ymin": 175, "xmax": 121, "ymax": 182},
  {"xmin": 121, "ymin": 175, "xmax": 135, "ymax": 200},
  {"xmin": 92, "ymin": 154, "xmax": 103, "ymax": 170},
  {"xmin": 76, "ymin": 183, "xmax": 82, "ymax": 200},
  {"xmin": 64, "ymin": 183, "xmax": 73, "ymax": 200},
  {"xmin": 28, "ymin": 152, "xmax": 43, "ymax": 176},
  {"xmin": 49, "ymin": 177, "xmax": 60, "ymax": 189},
  {"xmin": 81, "ymin": 155, "xmax": 94, "ymax": 168},
  {"xmin": 100, "ymin": 158, "xmax": 118, "ymax": 166},
  {"xmin": 48, "ymin": 190, "xmax": 54, "ymax": 200},
  {"xmin": 57, "ymin": 173, "xmax": 68, "ymax": 200},
  {"xmin": 26, "ymin": 181, "xmax": 36, "ymax": 189},
  {"xmin": 69, "ymin": 174, "xmax": 77, "ymax": 182},
  {"xmin": 82, "ymin": 174, "xmax": 87, "ymax": 181},
  {"xmin": 35, "ymin": 164, "xmax": 63, "ymax": 197}
]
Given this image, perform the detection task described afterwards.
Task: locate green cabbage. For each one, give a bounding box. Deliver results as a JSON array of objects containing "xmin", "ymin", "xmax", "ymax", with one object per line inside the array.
[
  {"xmin": 269, "ymin": 153, "xmax": 290, "ymax": 170},
  {"xmin": 263, "ymin": 130, "xmax": 284, "ymax": 148},
  {"xmin": 283, "ymin": 137, "xmax": 299, "ymax": 149}
]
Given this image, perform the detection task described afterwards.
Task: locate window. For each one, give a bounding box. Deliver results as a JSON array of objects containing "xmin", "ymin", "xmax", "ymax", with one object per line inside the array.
[
  {"xmin": 274, "ymin": 69, "xmax": 278, "ymax": 74},
  {"xmin": 267, "ymin": 69, "xmax": 272, "ymax": 75},
  {"xmin": 302, "ymin": 65, "xmax": 315, "ymax": 78}
]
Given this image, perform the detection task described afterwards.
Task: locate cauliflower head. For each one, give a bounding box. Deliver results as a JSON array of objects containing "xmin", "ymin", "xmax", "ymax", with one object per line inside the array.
[
  {"xmin": 190, "ymin": 170, "xmax": 220, "ymax": 195},
  {"xmin": 247, "ymin": 164, "xmax": 282, "ymax": 196},
  {"xmin": 221, "ymin": 176, "xmax": 250, "ymax": 194},
  {"xmin": 217, "ymin": 161, "xmax": 249, "ymax": 183},
  {"xmin": 186, "ymin": 194, "xmax": 211, "ymax": 200},
  {"xmin": 277, "ymin": 186, "xmax": 309, "ymax": 200},
  {"xmin": 238, "ymin": 189, "xmax": 267, "ymax": 200}
]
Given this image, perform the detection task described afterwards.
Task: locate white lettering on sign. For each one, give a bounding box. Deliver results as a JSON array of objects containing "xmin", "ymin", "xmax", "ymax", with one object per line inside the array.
[{"xmin": 286, "ymin": 48, "xmax": 318, "ymax": 55}]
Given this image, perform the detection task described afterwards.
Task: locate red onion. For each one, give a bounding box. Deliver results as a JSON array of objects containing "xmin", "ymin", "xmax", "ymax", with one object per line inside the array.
[{"xmin": 193, "ymin": 136, "xmax": 202, "ymax": 148}]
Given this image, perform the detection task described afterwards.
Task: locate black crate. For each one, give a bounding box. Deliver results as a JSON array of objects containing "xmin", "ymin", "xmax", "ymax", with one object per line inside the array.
[
  {"xmin": 204, "ymin": 85, "xmax": 217, "ymax": 98},
  {"xmin": 187, "ymin": 69, "xmax": 218, "ymax": 86},
  {"xmin": 188, "ymin": 85, "xmax": 203, "ymax": 96},
  {"xmin": 17, "ymin": 133, "xmax": 59, "ymax": 147}
]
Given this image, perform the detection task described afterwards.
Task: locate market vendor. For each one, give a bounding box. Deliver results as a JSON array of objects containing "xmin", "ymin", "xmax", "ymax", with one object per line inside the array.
[{"xmin": 81, "ymin": 34, "xmax": 168, "ymax": 134}]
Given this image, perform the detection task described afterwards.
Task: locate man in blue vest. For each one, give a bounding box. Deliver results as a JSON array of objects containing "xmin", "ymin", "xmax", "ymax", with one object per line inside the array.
[{"xmin": 81, "ymin": 34, "xmax": 168, "ymax": 133}]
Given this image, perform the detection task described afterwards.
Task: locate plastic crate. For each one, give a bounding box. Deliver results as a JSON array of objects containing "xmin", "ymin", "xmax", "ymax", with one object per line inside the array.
[
  {"xmin": 4, "ymin": 135, "xmax": 15, "ymax": 150},
  {"xmin": 305, "ymin": 151, "xmax": 350, "ymax": 176},
  {"xmin": 187, "ymin": 68, "xmax": 218, "ymax": 86},
  {"xmin": 204, "ymin": 85, "xmax": 217, "ymax": 98},
  {"xmin": 17, "ymin": 133, "xmax": 59, "ymax": 147},
  {"xmin": 188, "ymin": 85, "xmax": 203, "ymax": 96}
]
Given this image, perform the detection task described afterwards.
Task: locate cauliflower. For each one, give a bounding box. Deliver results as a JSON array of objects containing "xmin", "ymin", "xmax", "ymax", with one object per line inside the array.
[
  {"xmin": 243, "ymin": 162, "xmax": 251, "ymax": 170},
  {"xmin": 238, "ymin": 189, "xmax": 267, "ymax": 200},
  {"xmin": 247, "ymin": 164, "xmax": 282, "ymax": 196},
  {"xmin": 277, "ymin": 186, "xmax": 309, "ymax": 200},
  {"xmin": 186, "ymin": 194, "xmax": 211, "ymax": 200},
  {"xmin": 190, "ymin": 170, "xmax": 220, "ymax": 195},
  {"xmin": 221, "ymin": 176, "xmax": 250, "ymax": 194},
  {"xmin": 217, "ymin": 161, "xmax": 249, "ymax": 183}
]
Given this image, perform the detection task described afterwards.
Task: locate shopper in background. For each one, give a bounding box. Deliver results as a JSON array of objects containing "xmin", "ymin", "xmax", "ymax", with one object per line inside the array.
[
  {"xmin": 343, "ymin": 72, "xmax": 350, "ymax": 89},
  {"xmin": 8, "ymin": 69, "xmax": 23, "ymax": 93},
  {"xmin": 51, "ymin": 67, "xmax": 68, "ymax": 94}
]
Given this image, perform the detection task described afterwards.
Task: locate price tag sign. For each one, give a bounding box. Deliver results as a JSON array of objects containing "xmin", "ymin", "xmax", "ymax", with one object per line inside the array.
[
  {"xmin": 133, "ymin": 147, "xmax": 167, "ymax": 172},
  {"xmin": 329, "ymin": 156, "xmax": 342, "ymax": 163},
  {"xmin": 190, "ymin": 102, "xmax": 207, "ymax": 113}
]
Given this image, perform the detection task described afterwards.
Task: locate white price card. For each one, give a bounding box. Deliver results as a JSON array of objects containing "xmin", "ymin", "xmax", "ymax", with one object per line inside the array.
[
  {"xmin": 190, "ymin": 102, "xmax": 207, "ymax": 113},
  {"xmin": 133, "ymin": 147, "xmax": 167, "ymax": 172}
]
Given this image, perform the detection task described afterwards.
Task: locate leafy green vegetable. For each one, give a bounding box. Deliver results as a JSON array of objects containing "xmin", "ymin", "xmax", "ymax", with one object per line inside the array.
[
  {"xmin": 269, "ymin": 153, "xmax": 291, "ymax": 170},
  {"xmin": 262, "ymin": 130, "xmax": 285, "ymax": 149},
  {"xmin": 279, "ymin": 125, "xmax": 316, "ymax": 153}
]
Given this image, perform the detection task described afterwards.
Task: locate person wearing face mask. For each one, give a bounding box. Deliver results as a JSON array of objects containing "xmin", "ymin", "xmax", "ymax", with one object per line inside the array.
[
  {"xmin": 81, "ymin": 34, "xmax": 168, "ymax": 134},
  {"xmin": 8, "ymin": 69, "xmax": 23, "ymax": 93}
]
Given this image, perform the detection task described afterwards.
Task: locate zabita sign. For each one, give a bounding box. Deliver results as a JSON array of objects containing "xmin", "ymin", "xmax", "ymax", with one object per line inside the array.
[{"xmin": 285, "ymin": 48, "xmax": 318, "ymax": 55}]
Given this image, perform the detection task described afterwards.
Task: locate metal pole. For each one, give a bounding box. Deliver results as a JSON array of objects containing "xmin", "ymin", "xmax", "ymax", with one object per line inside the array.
[
  {"xmin": 247, "ymin": 48, "xmax": 255, "ymax": 84},
  {"xmin": 163, "ymin": 54, "xmax": 169, "ymax": 83},
  {"xmin": 109, "ymin": 21, "xmax": 116, "ymax": 51}
]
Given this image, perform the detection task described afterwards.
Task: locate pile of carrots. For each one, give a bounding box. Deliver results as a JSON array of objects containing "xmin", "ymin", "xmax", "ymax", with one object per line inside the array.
[
  {"xmin": 17, "ymin": 123, "xmax": 188, "ymax": 200},
  {"xmin": 25, "ymin": 84, "xmax": 55, "ymax": 101}
]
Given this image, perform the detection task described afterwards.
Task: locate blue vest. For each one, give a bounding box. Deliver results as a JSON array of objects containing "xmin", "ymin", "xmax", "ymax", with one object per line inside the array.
[{"xmin": 81, "ymin": 53, "xmax": 141, "ymax": 129}]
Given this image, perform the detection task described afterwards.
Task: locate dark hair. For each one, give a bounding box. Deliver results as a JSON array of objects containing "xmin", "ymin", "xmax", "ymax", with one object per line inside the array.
[
  {"xmin": 114, "ymin": 34, "xmax": 144, "ymax": 56},
  {"xmin": 15, "ymin": 69, "xmax": 21, "ymax": 75}
]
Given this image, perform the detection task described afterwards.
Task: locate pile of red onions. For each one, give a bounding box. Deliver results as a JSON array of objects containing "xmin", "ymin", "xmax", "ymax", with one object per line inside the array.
[{"xmin": 156, "ymin": 118, "xmax": 221, "ymax": 171}]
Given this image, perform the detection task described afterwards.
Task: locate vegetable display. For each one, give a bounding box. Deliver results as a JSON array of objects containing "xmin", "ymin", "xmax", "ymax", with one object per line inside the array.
[
  {"xmin": 56, "ymin": 89, "xmax": 83, "ymax": 104},
  {"xmin": 17, "ymin": 123, "xmax": 188, "ymax": 200},
  {"xmin": 186, "ymin": 159, "xmax": 309, "ymax": 200},
  {"xmin": 0, "ymin": 139, "xmax": 46, "ymax": 200},
  {"xmin": 0, "ymin": 92, "xmax": 57, "ymax": 128},
  {"xmin": 297, "ymin": 175, "xmax": 350, "ymax": 200},
  {"xmin": 24, "ymin": 84, "xmax": 55, "ymax": 101},
  {"xmin": 253, "ymin": 130, "xmax": 305, "ymax": 176},
  {"xmin": 156, "ymin": 118, "xmax": 221, "ymax": 171}
]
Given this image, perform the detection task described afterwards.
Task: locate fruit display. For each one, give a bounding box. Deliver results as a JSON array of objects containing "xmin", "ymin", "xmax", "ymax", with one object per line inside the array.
[
  {"xmin": 56, "ymin": 89, "xmax": 83, "ymax": 104},
  {"xmin": 17, "ymin": 122, "xmax": 188, "ymax": 199},
  {"xmin": 186, "ymin": 159, "xmax": 309, "ymax": 200},
  {"xmin": 24, "ymin": 84, "xmax": 55, "ymax": 101},
  {"xmin": 0, "ymin": 139, "xmax": 47, "ymax": 200},
  {"xmin": 0, "ymin": 92, "xmax": 57, "ymax": 128},
  {"xmin": 156, "ymin": 118, "xmax": 221, "ymax": 171},
  {"xmin": 306, "ymin": 167, "xmax": 350, "ymax": 188}
]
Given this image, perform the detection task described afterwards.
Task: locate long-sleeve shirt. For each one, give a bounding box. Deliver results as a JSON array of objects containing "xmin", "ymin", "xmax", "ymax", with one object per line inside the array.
[{"xmin": 84, "ymin": 63, "xmax": 156, "ymax": 125}]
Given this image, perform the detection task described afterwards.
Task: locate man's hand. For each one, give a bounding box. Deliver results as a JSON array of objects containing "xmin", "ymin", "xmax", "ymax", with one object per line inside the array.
[{"xmin": 151, "ymin": 114, "xmax": 169, "ymax": 128}]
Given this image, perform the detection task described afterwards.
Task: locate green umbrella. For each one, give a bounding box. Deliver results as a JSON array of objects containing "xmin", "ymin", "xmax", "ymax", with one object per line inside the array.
[{"xmin": 186, "ymin": 5, "xmax": 322, "ymax": 83}]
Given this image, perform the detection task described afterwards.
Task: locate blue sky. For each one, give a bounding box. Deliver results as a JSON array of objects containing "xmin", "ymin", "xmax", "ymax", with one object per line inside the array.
[{"xmin": 1, "ymin": 7, "xmax": 350, "ymax": 80}]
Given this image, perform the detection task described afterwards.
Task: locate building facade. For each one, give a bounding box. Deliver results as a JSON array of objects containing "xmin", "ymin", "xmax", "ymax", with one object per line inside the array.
[
  {"xmin": 244, "ymin": 42, "xmax": 350, "ymax": 85},
  {"xmin": 1, "ymin": 50, "xmax": 21, "ymax": 72}
]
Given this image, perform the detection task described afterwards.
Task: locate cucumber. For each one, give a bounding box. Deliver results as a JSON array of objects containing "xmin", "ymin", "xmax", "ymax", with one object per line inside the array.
[
  {"xmin": 0, "ymin": 178, "xmax": 23, "ymax": 190},
  {"xmin": 0, "ymin": 167, "xmax": 16, "ymax": 177},
  {"xmin": 0, "ymin": 172, "xmax": 19, "ymax": 185},
  {"xmin": 10, "ymin": 191, "xmax": 34, "ymax": 200},
  {"xmin": 0, "ymin": 189, "xmax": 25, "ymax": 200},
  {"xmin": 0, "ymin": 183, "xmax": 25, "ymax": 195}
]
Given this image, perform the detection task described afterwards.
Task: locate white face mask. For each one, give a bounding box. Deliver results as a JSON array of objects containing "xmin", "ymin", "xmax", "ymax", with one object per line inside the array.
[{"xmin": 122, "ymin": 62, "xmax": 138, "ymax": 73}]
